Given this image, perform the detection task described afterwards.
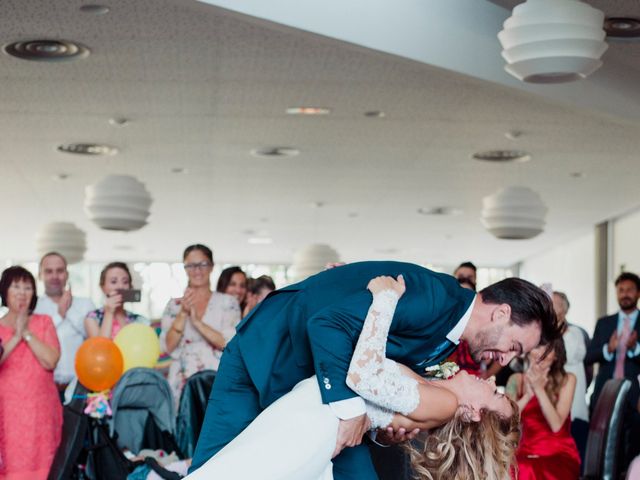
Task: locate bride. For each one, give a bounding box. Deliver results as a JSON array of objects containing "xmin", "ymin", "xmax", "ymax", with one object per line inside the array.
[{"xmin": 187, "ymin": 275, "xmax": 520, "ymax": 480}]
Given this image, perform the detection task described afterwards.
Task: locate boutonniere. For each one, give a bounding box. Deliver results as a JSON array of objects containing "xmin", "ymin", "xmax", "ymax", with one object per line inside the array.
[{"xmin": 424, "ymin": 361, "xmax": 459, "ymax": 379}]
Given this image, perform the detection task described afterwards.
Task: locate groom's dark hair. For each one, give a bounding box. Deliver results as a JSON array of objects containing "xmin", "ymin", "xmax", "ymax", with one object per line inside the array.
[{"xmin": 480, "ymin": 277, "xmax": 561, "ymax": 349}]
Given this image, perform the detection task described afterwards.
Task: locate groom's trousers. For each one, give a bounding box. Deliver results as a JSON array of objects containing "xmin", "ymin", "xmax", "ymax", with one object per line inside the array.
[{"xmin": 189, "ymin": 338, "xmax": 379, "ymax": 479}]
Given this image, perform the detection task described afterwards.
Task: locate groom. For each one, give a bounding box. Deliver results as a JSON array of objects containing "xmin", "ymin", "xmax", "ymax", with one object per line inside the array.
[{"xmin": 190, "ymin": 261, "xmax": 559, "ymax": 478}]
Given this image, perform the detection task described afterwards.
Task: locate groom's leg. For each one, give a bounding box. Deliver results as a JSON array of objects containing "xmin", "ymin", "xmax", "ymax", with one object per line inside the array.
[
  {"xmin": 189, "ymin": 338, "xmax": 261, "ymax": 473},
  {"xmin": 332, "ymin": 444, "xmax": 379, "ymax": 480}
]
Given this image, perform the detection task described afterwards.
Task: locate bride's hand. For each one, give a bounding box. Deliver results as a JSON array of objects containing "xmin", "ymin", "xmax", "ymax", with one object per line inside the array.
[{"xmin": 367, "ymin": 275, "xmax": 406, "ymax": 298}]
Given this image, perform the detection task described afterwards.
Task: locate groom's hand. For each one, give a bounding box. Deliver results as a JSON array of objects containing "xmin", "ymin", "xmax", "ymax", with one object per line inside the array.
[{"xmin": 332, "ymin": 414, "xmax": 370, "ymax": 458}]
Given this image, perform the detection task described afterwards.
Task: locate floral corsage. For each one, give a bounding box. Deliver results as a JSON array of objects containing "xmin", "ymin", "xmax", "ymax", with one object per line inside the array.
[{"xmin": 424, "ymin": 361, "xmax": 459, "ymax": 379}]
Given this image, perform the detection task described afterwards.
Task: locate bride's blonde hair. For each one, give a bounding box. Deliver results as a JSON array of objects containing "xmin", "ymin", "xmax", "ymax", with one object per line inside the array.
[{"xmin": 405, "ymin": 397, "xmax": 520, "ymax": 480}]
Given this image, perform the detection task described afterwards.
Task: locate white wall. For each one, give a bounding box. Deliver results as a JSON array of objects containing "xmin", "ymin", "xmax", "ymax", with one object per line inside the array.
[
  {"xmin": 520, "ymin": 230, "xmax": 596, "ymax": 334},
  {"xmin": 611, "ymin": 208, "xmax": 640, "ymax": 312}
]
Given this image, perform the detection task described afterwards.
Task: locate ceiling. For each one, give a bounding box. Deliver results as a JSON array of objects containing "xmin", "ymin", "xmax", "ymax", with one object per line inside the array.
[{"xmin": 1, "ymin": 0, "xmax": 639, "ymax": 269}]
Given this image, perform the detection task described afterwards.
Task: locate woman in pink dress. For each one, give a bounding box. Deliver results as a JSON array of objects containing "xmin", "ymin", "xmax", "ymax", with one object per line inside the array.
[
  {"xmin": 0, "ymin": 266, "xmax": 62, "ymax": 480},
  {"xmin": 507, "ymin": 337, "xmax": 580, "ymax": 480}
]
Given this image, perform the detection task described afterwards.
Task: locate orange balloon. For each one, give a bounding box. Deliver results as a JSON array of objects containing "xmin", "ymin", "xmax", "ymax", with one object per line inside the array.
[{"xmin": 75, "ymin": 337, "xmax": 124, "ymax": 391}]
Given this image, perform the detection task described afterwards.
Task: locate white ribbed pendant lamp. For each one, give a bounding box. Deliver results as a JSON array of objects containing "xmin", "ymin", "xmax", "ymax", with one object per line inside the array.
[
  {"xmin": 290, "ymin": 244, "xmax": 340, "ymax": 282},
  {"xmin": 36, "ymin": 222, "xmax": 87, "ymax": 264},
  {"xmin": 84, "ymin": 175, "xmax": 152, "ymax": 231},
  {"xmin": 481, "ymin": 186, "xmax": 547, "ymax": 240},
  {"xmin": 498, "ymin": 0, "xmax": 608, "ymax": 83}
]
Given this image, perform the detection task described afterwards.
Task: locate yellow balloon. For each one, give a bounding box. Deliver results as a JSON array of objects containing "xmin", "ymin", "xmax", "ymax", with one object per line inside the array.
[{"xmin": 114, "ymin": 323, "xmax": 161, "ymax": 371}]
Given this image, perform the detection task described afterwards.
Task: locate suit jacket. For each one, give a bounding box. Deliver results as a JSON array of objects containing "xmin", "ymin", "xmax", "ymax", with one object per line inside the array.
[
  {"xmin": 235, "ymin": 261, "xmax": 475, "ymax": 408},
  {"xmin": 585, "ymin": 312, "xmax": 640, "ymax": 411}
]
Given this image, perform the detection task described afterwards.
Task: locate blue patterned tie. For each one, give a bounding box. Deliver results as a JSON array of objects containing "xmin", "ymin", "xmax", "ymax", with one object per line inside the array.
[{"xmin": 415, "ymin": 339, "xmax": 456, "ymax": 369}]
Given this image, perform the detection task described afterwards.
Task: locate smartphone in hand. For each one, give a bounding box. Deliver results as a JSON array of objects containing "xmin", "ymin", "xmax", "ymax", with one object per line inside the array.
[{"xmin": 117, "ymin": 289, "xmax": 141, "ymax": 303}]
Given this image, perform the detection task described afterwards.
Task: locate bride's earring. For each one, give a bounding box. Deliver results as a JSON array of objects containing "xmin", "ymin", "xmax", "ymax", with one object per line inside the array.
[{"xmin": 458, "ymin": 404, "xmax": 481, "ymax": 423}]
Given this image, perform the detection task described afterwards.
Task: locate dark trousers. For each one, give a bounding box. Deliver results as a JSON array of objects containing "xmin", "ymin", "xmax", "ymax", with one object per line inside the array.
[
  {"xmin": 571, "ymin": 418, "xmax": 589, "ymax": 473},
  {"xmin": 189, "ymin": 338, "xmax": 378, "ymax": 480}
]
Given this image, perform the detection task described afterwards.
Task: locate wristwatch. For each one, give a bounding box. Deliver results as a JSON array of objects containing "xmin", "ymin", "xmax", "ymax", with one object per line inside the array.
[{"xmin": 22, "ymin": 331, "xmax": 32, "ymax": 343}]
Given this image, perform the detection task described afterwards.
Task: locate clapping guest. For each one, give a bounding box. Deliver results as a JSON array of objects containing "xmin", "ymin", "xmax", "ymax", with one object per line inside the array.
[
  {"xmin": 34, "ymin": 252, "xmax": 95, "ymax": 399},
  {"xmin": 160, "ymin": 245, "xmax": 241, "ymax": 407},
  {"xmin": 552, "ymin": 291, "xmax": 589, "ymax": 464},
  {"xmin": 84, "ymin": 262, "xmax": 149, "ymax": 339},
  {"xmin": 507, "ymin": 338, "xmax": 580, "ymax": 479},
  {"xmin": 242, "ymin": 275, "xmax": 275, "ymax": 317},
  {"xmin": 0, "ymin": 266, "xmax": 62, "ymax": 479},
  {"xmin": 216, "ymin": 266, "xmax": 247, "ymax": 313}
]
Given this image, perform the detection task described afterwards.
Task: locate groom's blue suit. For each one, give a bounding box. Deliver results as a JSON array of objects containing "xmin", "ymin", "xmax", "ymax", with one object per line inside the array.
[{"xmin": 190, "ymin": 261, "xmax": 475, "ymax": 478}]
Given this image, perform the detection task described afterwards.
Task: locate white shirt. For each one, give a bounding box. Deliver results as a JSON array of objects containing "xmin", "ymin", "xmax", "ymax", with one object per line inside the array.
[
  {"xmin": 34, "ymin": 295, "xmax": 95, "ymax": 384},
  {"xmin": 331, "ymin": 294, "xmax": 476, "ymax": 420},
  {"xmin": 563, "ymin": 325, "xmax": 589, "ymax": 422}
]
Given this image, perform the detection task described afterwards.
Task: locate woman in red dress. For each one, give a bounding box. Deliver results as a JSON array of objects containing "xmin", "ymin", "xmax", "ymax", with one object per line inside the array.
[
  {"xmin": 507, "ymin": 337, "xmax": 580, "ymax": 480},
  {"xmin": 0, "ymin": 266, "xmax": 62, "ymax": 480}
]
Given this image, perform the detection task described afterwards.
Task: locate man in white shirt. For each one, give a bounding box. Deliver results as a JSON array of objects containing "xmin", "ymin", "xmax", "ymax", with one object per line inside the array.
[
  {"xmin": 34, "ymin": 252, "xmax": 95, "ymax": 399},
  {"xmin": 552, "ymin": 291, "xmax": 589, "ymax": 464}
]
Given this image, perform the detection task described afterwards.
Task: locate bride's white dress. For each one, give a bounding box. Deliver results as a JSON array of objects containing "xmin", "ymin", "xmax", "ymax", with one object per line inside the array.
[{"xmin": 186, "ymin": 290, "xmax": 420, "ymax": 480}]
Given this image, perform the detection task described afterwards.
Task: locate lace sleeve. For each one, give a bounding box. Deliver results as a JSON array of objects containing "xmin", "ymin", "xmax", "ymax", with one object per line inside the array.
[{"xmin": 346, "ymin": 290, "xmax": 419, "ymax": 417}]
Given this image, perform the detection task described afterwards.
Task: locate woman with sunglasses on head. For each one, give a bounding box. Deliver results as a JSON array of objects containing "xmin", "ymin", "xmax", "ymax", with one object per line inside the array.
[{"xmin": 160, "ymin": 244, "xmax": 241, "ymax": 407}]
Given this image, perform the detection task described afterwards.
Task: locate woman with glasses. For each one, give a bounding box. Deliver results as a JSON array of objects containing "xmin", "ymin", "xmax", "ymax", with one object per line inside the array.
[{"xmin": 160, "ymin": 244, "xmax": 241, "ymax": 407}]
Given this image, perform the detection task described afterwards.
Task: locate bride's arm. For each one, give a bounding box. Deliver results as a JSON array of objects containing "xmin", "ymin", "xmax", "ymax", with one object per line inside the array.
[{"xmin": 346, "ymin": 276, "xmax": 457, "ymax": 426}]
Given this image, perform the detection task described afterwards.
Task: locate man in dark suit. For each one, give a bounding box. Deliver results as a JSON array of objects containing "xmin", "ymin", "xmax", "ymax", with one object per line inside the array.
[
  {"xmin": 190, "ymin": 261, "xmax": 559, "ymax": 479},
  {"xmin": 586, "ymin": 271, "xmax": 640, "ymax": 467}
]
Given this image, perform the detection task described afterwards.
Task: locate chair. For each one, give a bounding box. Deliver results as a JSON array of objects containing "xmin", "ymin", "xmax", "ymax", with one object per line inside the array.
[
  {"xmin": 582, "ymin": 378, "xmax": 631, "ymax": 480},
  {"xmin": 175, "ymin": 370, "xmax": 216, "ymax": 457}
]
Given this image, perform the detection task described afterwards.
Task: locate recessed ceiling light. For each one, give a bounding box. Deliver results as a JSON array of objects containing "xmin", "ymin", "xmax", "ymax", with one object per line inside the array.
[
  {"xmin": 504, "ymin": 130, "xmax": 523, "ymax": 140},
  {"xmin": 3, "ymin": 40, "xmax": 90, "ymax": 62},
  {"xmin": 57, "ymin": 143, "xmax": 118, "ymax": 156},
  {"xmin": 604, "ymin": 17, "xmax": 640, "ymax": 38},
  {"xmin": 52, "ymin": 173, "xmax": 70, "ymax": 181},
  {"xmin": 80, "ymin": 4, "xmax": 111, "ymax": 15},
  {"xmin": 286, "ymin": 107, "xmax": 331, "ymax": 115},
  {"xmin": 170, "ymin": 167, "xmax": 188, "ymax": 174},
  {"xmin": 248, "ymin": 237, "xmax": 273, "ymax": 245},
  {"xmin": 108, "ymin": 117, "xmax": 130, "ymax": 127},
  {"xmin": 364, "ymin": 110, "xmax": 386, "ymax": 118},
  {"xmin": 417, "ymin": 207, "xmax": 463, "ymax": 216},
  {"xmin": 472, "ymin": 150, "xmax": 531, "ymax": 163},
  {"xmin": 250, "ymin": 147, "xmax": 300, "ymax": 158}
]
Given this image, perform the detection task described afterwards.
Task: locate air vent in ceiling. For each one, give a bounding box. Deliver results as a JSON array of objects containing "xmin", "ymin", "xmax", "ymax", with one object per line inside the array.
[
  {"xmin": 472, "ymin": 150, "xmax": 531, "ymax": 163},
  {"xmin": 4, "ymin": 40, "xmax": 90, "ymax": 62},
  {"xmin": 58, "ymin": 143, "xmax": 118, "ymax": 156},
  {"xmin": 251, "ymin": 147, "xmax": 300, "ymax": 158}
]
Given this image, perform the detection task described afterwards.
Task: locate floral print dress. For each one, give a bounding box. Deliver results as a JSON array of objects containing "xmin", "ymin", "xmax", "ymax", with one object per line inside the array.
[{"xmin": 160, "ymin": 293, "xmax": 241, "ymax": 408}]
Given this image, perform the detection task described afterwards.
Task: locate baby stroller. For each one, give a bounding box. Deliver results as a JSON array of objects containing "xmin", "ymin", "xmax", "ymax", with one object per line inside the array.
[
  {"xmin": 175, "ymin": 370, "xmax": 216, "ymax": 458},
  {"xmin": 48, "ymin": 370, "xmax": 184, "ymax": 480},
  {"xmin": 110, "ymin": 368, "xmax": 182, "ymax": 457}
]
